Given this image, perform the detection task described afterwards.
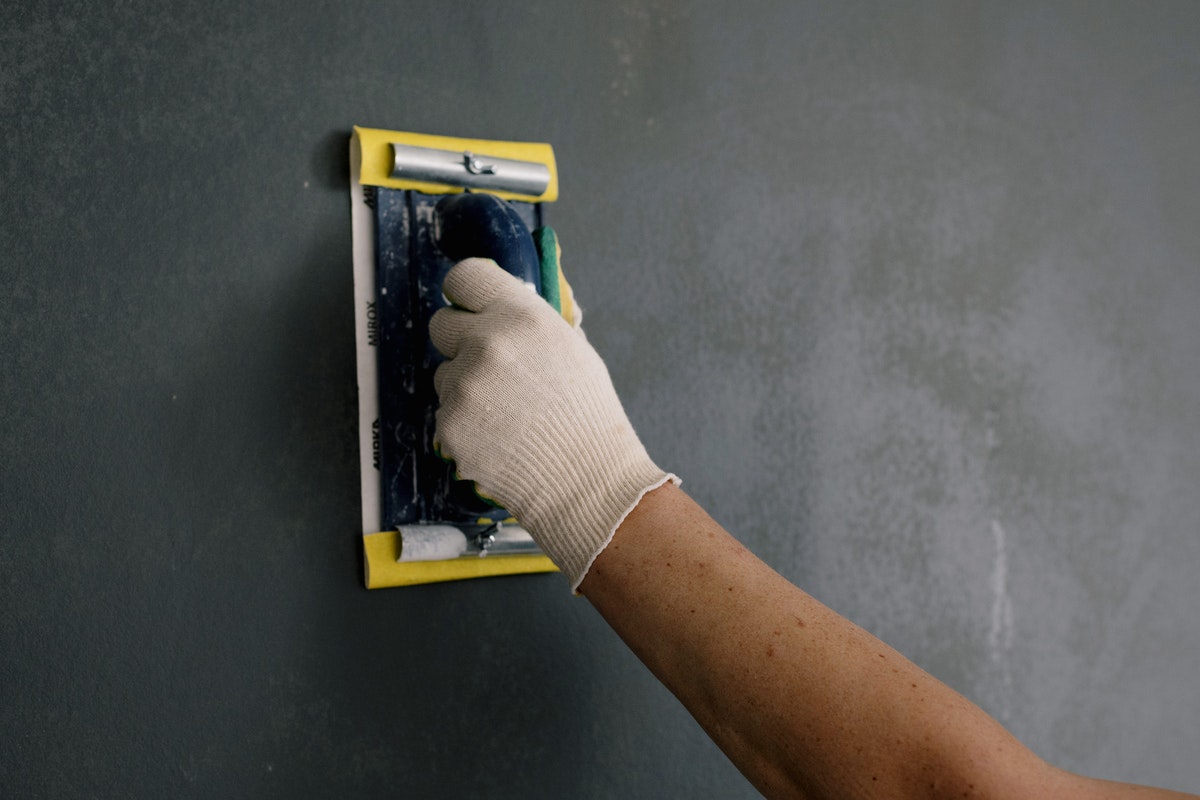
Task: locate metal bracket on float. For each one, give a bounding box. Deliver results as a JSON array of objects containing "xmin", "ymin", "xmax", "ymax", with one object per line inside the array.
[
  {"xmin": 390, "ymin": 143, "xmax": 552, "ymax": 198},
  {"xmin": 351, "ymin": 126, "xmax": 561, "ymax": 588}
]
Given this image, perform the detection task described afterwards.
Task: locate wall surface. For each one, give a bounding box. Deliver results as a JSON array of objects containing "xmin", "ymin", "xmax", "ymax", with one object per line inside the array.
[{"xmin": 3, "ymin": 2, "xmax": 1198, "ymax": 797}]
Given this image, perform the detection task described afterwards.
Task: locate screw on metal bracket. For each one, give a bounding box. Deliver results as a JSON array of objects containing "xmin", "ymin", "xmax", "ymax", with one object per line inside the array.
[
  {"xmin": 472, "ymin": 523, "xmax": 499, "ymax": 557},
  {"xmin": 462, "ymin": 152, "xmax": 497, "ymax": 176}
]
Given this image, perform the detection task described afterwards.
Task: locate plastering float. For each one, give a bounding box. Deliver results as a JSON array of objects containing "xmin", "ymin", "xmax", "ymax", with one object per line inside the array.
[{"xmin": 349, "ymin": 127, "xmax": 572, "ymax": 588}]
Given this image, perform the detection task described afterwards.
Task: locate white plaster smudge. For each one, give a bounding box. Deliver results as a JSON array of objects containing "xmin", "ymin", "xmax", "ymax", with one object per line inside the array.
[
  {"xmin": 989, "ymin": 519, "xmax": 1015, "ymax": 720},
  {"xmin": 609, "ymin": 36, "xmax": 636, "ymax": 97}
]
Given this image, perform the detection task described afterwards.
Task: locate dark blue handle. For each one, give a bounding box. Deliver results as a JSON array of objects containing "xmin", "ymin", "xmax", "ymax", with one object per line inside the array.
[{"xmin": 433, "ymin": 193, "xmax": 541, "ymax": 293}]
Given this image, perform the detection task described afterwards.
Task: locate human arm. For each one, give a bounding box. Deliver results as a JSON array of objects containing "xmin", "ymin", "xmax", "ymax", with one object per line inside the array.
[
  {"xmin": 580, "ymin": 480, "xmax": 1195, "ymax": 800},
  {"xmin": 429, "ymin": 258, "xmax": 1198, "ymax": 800}
]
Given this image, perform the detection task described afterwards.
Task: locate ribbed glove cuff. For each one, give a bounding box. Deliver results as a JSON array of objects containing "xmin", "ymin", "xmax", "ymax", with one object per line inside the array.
[{"xmin": 532, "ymin": 461, "xmax": 680, "ymax": 593}]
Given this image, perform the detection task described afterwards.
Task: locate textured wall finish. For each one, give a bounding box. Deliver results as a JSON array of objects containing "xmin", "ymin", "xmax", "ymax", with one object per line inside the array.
[{"xmin": 2, "ymin": 2, "xmax": 1197, "ymax": 797}]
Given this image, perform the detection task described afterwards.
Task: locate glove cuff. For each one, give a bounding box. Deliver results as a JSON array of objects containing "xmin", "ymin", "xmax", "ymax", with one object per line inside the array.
[
  {"xmin": 563, "ymin": 468, "xmax": 681, "ymax": 593},
  {"xmin": 505, "ymin": 437, "xmax": 679, "ymax": 591}
]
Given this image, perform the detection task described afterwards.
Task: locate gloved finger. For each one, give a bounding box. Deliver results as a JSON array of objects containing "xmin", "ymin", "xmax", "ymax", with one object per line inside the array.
[
  {"xmin": 432, "ymin": 358, "xmax": 456, "ymax": 403},
  {"xmin": 431, "ymin": 398, "xmax": 457, "ymax": 459},
  {"xmin": 428, "ymin": 305, "xmax": 474, "ymax": 360},
  {"xmin": 442, "ymin": 257, "xmax": 523, "ymax": 312},
  {"xmin": 432, "ymin": 430, "xmax": 450, "ymax": 461}
]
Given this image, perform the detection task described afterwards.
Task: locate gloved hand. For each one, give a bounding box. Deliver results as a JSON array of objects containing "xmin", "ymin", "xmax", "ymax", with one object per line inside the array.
[{"xmin": 429, "ymin": 258, "xmax": 678, "ymax": 591}]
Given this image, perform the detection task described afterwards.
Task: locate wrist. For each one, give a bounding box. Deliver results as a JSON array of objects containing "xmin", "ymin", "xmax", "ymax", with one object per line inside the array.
[
  {"xmin": 519, "ymin": 453, "xmax": 678, "ymax": 593},
  {"xmin": 575, "ymin": 479, "xmax": 688, "ymax": 597}
]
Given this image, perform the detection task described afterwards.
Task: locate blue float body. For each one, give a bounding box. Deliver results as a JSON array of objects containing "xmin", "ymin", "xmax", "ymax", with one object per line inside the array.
[{"xmin": 434, "ymin": 193, "xmax": 542, "ymax": 289}]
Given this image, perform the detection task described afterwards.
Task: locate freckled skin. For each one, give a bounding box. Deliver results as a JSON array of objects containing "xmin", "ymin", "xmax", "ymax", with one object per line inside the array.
[{"xmin": 580, "ymin": 483, "xmax": 1197, "ymax": 800}]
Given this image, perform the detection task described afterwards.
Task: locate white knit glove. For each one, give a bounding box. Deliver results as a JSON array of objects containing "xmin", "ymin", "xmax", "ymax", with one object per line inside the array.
[{"xmin": 429, "ymin": 258, "xmax": 678, "ymax": 591}]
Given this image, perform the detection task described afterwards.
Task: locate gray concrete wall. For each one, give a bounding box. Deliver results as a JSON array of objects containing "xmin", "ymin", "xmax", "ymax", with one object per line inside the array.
[{"xmin": 3, "ymin": 2, "xmax": 1197, "ymax": 796}]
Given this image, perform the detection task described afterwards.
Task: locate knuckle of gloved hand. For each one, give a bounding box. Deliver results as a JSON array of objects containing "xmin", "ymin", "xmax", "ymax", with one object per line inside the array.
[
  {"xmin": 511, "ymin": 298, "xmax": 552, "ymax": 328},
  {"xmin": 470, "ymin": 326, "xmax": 528, "ymax": 372},
  {"xmin": 492, "ymin": 305, "xmax": 555, "ymax": 360}
]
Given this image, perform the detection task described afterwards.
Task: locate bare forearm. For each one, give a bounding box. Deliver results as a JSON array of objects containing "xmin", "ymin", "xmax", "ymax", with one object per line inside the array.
[
  {"xmin": 579, "ymin": 483, "xmax": 1194, "ymax": 800},
  {"xmin": 429, "ymin": 259, "xmax": 1194, "ymax": 799}
]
